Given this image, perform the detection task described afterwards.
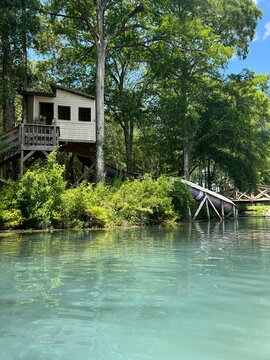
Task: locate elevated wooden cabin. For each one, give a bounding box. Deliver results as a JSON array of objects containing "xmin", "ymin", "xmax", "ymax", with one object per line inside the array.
[
  {"xmin": 22, "ymin": 83, "xmax": 96, "ymax": 143},
  {"xmin": 0, "ymin": 84, "xmax": 96, "ymax": 177}
]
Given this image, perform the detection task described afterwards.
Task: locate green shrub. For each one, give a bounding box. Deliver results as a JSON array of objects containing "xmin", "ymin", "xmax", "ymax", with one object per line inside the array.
[
  {"xmin": 15, "ymin": 152, "xmax": 66, "ymax": 229},
  {"xmin": 106, "ymin": 175, "xmax": 183, "ymax": 226},
  {"xmin": 170, "ymin": 179, "xmax": 193, "ymax": 220},
  {"xmin": 60, "ymin": 183, "xmax": 110, "ymax": 228},
  {"xmin": 0, "ymin": 179, "xmax": 24, "ymax": 229},
  {"xmin": 245, "ymin": 205, "xmax": 270, "ymax": 216},
  {"xmin": 0, "ymin": 158, "xmax": 192, "ymax": 230}
]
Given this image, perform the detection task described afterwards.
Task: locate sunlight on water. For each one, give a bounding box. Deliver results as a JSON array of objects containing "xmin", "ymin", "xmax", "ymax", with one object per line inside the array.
[{"xmin": 1, "ymin": 218, "xmax": 270, "ymax": 360}]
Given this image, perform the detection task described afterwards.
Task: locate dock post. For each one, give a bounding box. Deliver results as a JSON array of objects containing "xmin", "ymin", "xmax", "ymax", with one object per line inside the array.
[
  {"xmin": 205, "ymin": 197, "xmax": 210, "ymax": 220},
  {"xmin": 221, "ymin": 201, "xmax": 224, "ymax": 219}
]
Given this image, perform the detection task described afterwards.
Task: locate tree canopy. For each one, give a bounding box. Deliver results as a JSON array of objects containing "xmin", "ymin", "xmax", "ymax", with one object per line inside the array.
[{"xmin": 0, "ymin": 0, "xmax": 269, "ymax": 191}]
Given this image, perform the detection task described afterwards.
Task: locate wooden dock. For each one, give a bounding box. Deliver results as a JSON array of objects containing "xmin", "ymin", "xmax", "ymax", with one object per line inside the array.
[{"xmin": 221, "ymin": 186, "xmax": 270, "ymax": 205}]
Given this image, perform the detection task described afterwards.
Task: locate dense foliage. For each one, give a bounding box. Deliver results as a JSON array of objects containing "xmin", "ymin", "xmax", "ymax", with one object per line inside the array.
[
  {"xmin": 0, "ymin": 155, "xmax": 192, "ymax": 230},
  {"xmin": 0, "ymin": 0, "xmax": 270, "ymax": 194}
]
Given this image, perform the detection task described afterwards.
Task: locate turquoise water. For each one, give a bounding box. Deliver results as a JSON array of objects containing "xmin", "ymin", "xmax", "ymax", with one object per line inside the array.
[{"xmin": 1, "ymin": 219, "xmax": 270, "ymax": 360}]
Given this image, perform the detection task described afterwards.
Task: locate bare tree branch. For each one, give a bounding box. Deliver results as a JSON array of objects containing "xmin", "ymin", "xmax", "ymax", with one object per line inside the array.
[
  {"xmin": 111, "ymin": 41, "xmax": 156, "ymax": 57},
  {"xmin": 39, "ymin": 8, "xmax": 83, "ymax": 21},
  {"xmin": 106, "ymin": 3, "xmax": 144, "ymax": 43},
  {"xmin": 39, "ymin": 6, "xmax": 99, "ymax": 41},
  {"xmin": 80, "ymin": 13, "xmax": 99, "ymax": 41}
]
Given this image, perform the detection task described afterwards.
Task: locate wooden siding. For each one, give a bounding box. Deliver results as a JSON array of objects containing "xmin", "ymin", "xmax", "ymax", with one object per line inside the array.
[
  {"xmin": 31, "ymin": 89, "xmax": 96, "ymax": 143},
  {"xmin": 57, "ymin": 121, "xmax": 95, "ymax": 143},
  {"xmin": 27, "ymin": 96, "xmax": 34, "ymax": 123}
]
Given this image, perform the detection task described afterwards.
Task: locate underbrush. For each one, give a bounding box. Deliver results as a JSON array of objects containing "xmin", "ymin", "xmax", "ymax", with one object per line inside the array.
[
  {"xmin": 244, "ymin": 205, "xmax": 270, "ymax": 216},
  {"xmin": 0, "ymin": 154, "xmax": 192, "ymax": 230}
]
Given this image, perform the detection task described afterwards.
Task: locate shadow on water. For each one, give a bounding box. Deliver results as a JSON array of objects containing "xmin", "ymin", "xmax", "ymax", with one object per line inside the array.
[{"xmin": 1, "ymin": 217, "xmax": 270, "ymax": 257}]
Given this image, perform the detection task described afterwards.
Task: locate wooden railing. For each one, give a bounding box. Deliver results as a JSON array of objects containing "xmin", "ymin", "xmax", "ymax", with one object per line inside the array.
[
  {"xmin": 19, "ymin": 124, "xmax": 60, "ymax": 150},
  {"xmin": 0, "ymin": 124, "xmax": 60, "ymax": 167},
  {"xmin": 0, "ymin": 126, "xmax": 20, "ymax": 149},
  {"xmin": 221, "ymin": 185, "xmax": 270, "ymax": 203},
  {"xmin": 0, "ymin": 124, "xmax": 60, "ymax": 151}
]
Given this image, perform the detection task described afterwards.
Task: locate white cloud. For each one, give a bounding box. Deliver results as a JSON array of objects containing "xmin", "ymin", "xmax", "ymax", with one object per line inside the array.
[
  {"xmin": 263, "ymin": 22, "xmax": 270, "ymax": 40},
  {"xmin": 253, "ymin": 0, "xmax": 265, "ymax": 4},
  {"xmin": 252, "ymin": 32, "xmax": 259, "ymax": 42}
]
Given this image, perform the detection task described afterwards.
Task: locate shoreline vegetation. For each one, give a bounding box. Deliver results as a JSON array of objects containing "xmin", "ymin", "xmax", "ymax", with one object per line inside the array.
[{"xmin": 0, "ymin": 154, "xmax": 192, "ymax": 231}]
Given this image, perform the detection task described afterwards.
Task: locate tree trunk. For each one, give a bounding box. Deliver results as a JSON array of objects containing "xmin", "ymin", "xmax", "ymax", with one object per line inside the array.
[
  {"xmin": 198, "ymin": 160, "xmax": 203, "ymax": 186},
  {"xmin": 181, "ymin": 71, "xmax": 190, "ymax": 180},
  {"xmin": 124, "ymin": 119, "xmax": 134, "ymax": 173},
  {"xmin": 95, "ymin": 1, "xmax": 106, "ymax": 183},
  {"xmin": 22, "ymin": 0, "xmax": 28, "ymax": 122},
  {"xmin": 183, "ymin": 144, "xmax": 190, "ymax": 180},
  {"xmin": 207, "ymin": 158, "xmax": 211, "ymax": 189},
  {"xmin": 1, "ymin": 32, "xmax": 15, "ymax": 131},
  {"xmin": 183, "ymin": 112, "xmax": 190, "ymax": 180}
]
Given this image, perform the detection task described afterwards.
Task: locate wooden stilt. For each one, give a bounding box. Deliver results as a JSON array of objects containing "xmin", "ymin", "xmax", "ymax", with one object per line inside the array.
[
  {"xmin": 205, "ymin": 197, "xmax": 210, "ymax": 220},
  {"xmin": 41, "ymin": 150, "xmax": 49, "ymax": 157},
  {"xmin": 193, "ymin": 195, "xmax": 207, "ymax": 220},
  {"xmin": 20, "ymin": 150, "xmax": 39, "ymax": 176},
  {"xmin": 221, "ymin": 201, "xmax": 224, "ymax": 219},
  {"xmin": 23, "ymin": 150, "xmax": 35, "ymax": 162},
  {"xmin": 207, "ymin": 196, "xmax": 223, "ymax": 220},
  {"xmin": 74, "ymin": 164, "xmax": 94, "ymax": 186},
  {"xmin": 187, "ymin": 206, "xmax": 192, "ymax": 221},
  {"xmin": 20, "ymin": 150, "xmax": 24, "ymax": 176}
]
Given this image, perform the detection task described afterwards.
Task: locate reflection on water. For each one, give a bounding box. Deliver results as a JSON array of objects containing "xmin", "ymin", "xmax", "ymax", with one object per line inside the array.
[{"xmin": 1, "ymin": 219, "xmax": 270, "ymax": 360}]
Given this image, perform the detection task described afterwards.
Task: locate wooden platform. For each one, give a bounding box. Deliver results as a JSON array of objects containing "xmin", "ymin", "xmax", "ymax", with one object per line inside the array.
[
  {"xmin": 0, "ymin": 123, "xmax": 137, "ymax": 181},
  {"xmin": 0, "ymin": 123, "xmax": 60, "ymax": 176},
  {"xmin": 0, "ymin": 124, "xmax": 96, "ymax": 181}
]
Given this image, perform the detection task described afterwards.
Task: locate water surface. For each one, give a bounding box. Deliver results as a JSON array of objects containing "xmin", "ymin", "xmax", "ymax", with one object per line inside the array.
[{"xmin": 1, "ymin": 218, "xmax": 270, "ymax": 360}]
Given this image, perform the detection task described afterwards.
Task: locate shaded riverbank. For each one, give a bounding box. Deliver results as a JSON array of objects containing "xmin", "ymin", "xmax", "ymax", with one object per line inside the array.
[{"xmin": 0, "ymin": 155, "xmax": 192, "ymax": 231}]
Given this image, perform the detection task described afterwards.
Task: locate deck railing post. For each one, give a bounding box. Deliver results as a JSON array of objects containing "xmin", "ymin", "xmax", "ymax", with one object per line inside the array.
[
  {"xmin": 20, "ymin": 123, "xmax": 25, "ymax": 148},
  {"xmin": 53, "ymin": 120, "xmax": 57, "ymax": 146}
]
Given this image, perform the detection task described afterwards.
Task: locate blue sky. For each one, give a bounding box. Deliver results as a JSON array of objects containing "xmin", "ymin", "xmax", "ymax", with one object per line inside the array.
[{"xmin": 227, "ymin": 0, "xmax": 270, "ymax": 75}]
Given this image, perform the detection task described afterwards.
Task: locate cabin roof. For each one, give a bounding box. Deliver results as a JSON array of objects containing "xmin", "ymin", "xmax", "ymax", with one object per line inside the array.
[
  {"xmin": 50, "ymin": 84, "xmax": 95, "ymax": 99},
  {"xmin": 21, "ymin": 90, "xmax": 56, "ymax": 97},
  {"xmin": 21, "ymin": 83, "xmax": 95, "ymax": 100}
]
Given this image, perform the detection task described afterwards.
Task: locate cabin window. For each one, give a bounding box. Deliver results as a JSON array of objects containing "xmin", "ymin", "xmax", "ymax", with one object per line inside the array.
[
  {"xmin": 58, "ymin": 106, "xmax": 71, "ymax": 120},
  {"xmin": 79, "ymin": 107, "xmax": 91, "ymax": 122}
]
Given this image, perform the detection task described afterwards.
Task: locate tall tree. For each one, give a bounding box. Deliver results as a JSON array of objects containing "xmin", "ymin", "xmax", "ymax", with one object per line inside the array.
[
  {"xmin": 147, "ymin": 0, "xmax": 262, "ymax": 179},
  {"xmin": 0, "ymin": 0, "xmax": 40, "ymax": 130},
  {"xmin": 106, "ymin": 46, "xmax": 147, "ymax": 172},
  {"xmin": 194, "ymin": 71, "xmax": 270, "ymax": 191},
  {"xmin": 47, "ymin": 0, "xmax": 146, "ymax": 182}
]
